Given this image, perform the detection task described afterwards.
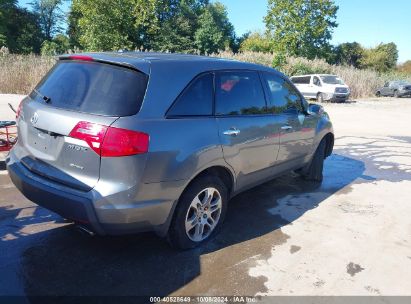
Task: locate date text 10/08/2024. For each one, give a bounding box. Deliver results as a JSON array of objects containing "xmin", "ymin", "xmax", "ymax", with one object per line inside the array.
[{"xmin": 149, "ymin": 296, "xmax": 259, "ymax": 303}]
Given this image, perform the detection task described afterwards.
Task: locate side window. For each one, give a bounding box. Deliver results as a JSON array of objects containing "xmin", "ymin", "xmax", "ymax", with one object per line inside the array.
[
  {"xmin": 263, "ymin": 73, "xmax": 303, "ymax": 114},
  {"xmin": 313, "ymin": 76, "xmax": 321, "ymax": 86},
  {"xmin": 291, "ymin": 77, "xmax": 300, "ymax": 84},
  {"xmin": 303, "ymin": 76, "xmax": 311, "ymax": 84},
  {"xmin": 215, "ymin": 71, "xmax": 266, "ymax": 116},
  {"xmin": 167, "ymin": 73, "xmax": 213, "ymax": 116}
]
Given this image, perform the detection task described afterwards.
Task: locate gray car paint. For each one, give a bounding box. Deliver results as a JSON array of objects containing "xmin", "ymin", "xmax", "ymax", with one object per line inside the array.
[
  {"xmin": 7, "ymin": 52, "xmax": 334, "ymax": 237},
  {"xmin": 377, "ymin": 81, "xmax": 411, "ymax": 97}
]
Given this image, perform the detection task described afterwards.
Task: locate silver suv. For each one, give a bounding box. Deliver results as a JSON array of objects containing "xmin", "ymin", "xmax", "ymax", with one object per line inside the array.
[{"xmin": 7, "ymin": 53, "xmax": 334, "ymax": 249}]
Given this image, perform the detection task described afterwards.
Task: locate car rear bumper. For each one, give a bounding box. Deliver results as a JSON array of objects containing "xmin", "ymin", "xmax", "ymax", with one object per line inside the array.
[
  {"xmin": 6, "ymin": 158, "xmax": 106, "ymax": 234},
  {"xmin": 6, "ymin": 155, "xmax": 182, "ymax": 237}
]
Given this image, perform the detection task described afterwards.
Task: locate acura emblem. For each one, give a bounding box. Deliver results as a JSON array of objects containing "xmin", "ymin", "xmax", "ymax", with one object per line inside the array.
[{"xmin": 30, "ymin": 112, "xmax": 39, "ymax": 125}]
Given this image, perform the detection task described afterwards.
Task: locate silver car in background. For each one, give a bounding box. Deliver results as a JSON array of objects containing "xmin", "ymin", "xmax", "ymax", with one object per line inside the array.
[
  {"xmin": 7, "ymin": 52, "xmax": 334, "ymax": 249},
  {"xmin": 375, "ymin": 80, "xmax": 411, "ymax": 98}
]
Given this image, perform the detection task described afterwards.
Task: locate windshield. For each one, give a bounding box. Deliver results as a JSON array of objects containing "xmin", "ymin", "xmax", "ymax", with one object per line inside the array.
[
  {"xmin": 33, "ymin": 61, "xmax": 148, "ymax": 116},
  {"xmin": 398, "ymin": 81, "xmax": 411, "ymax": 86},
  {"xmin": 320, "ymin": 75, "xmax": 345, "ymax": 85}
]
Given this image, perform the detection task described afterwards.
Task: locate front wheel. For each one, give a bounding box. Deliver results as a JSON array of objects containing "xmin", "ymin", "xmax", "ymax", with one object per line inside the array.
[
  {"xmin": 376, "ymin": 91, "xmax": 381, "ymax": 97},
  {"xmin": 168, "ymin": 175, "xmax": 228, "ymax": 249},
  {"xmin": 302, "ymin": 139, "xmax": 326, "ymax": 182},
  {"xmin": 394, "ymin": 90, "xmax": 400, "ymax": 98}
]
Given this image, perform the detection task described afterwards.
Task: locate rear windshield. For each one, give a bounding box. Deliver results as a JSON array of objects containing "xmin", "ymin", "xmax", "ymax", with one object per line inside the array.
[{"xmin": 33, "ymin": 61, "xmax": 148, "ymax": 116}]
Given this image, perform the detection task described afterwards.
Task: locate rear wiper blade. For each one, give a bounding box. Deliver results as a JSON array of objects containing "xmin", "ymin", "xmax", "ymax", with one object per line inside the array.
[{"xmin": 33, "ymin": 89, "xmax": 51, "ymax": 103}]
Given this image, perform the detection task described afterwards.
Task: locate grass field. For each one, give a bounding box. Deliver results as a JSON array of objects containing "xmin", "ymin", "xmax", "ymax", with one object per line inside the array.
[{"xmin": 1, "ymin": 52, "xmax": 410, "ymax": 99}]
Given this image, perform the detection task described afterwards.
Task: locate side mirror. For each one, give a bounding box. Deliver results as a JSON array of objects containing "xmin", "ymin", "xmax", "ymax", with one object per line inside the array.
[{"xmin": 307, "ymin": 103, "xmax": 324, "ymax": 116}]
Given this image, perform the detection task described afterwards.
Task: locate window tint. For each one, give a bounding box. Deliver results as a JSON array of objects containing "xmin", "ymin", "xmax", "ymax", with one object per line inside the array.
[
  {"xmin": 263, "ymin": 73, "xmax": 303, "ymax": 114},
  {"xmin": 215, "ymin": 71, "xmax": 266, "ymax": 116},
  {"xmin": 168, "ymin": 73, "xmax": 213, "ymax": 116},
  {"xmin": 34, "ymin": 61, "xmax": 148, "ymax": 116},
  {"xmin": 291, "ymin": 76, "xmax": 311, "ymax": 84}
]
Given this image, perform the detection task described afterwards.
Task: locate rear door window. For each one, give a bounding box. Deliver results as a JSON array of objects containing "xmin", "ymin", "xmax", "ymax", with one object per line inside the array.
[
  {"xmin": 33, "ymin": 61, "xmax": 148, "ymax": 116},
  {"xmin": 215, "ymin": 71, "xmax": 266, "ymax": 116},
  {"xmin": 167, "ymin": 73, "xmax": 213, "ymax": 117}
]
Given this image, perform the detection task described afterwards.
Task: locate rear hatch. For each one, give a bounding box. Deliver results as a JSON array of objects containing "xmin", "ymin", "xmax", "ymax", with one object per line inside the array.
[{"xmin": 16, "ymin": 57, "xmax": 148, "ymax": 191}]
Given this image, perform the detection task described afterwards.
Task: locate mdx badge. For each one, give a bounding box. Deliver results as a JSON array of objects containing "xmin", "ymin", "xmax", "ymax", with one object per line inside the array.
[{"xmin": 68, "ymin": 144, "xmax": 88, "ymax": 152}]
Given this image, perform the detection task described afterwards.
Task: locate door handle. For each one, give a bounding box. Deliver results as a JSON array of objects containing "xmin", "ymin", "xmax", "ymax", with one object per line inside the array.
[
  {"xmin": 281, "ymin": 125, "xmax": 293, "ymax": 131},
  {"xmin": 223, "ymin": 128, "xmax": 240, "ymax": 136}
]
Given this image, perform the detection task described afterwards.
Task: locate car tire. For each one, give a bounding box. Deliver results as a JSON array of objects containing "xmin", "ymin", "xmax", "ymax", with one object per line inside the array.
[
  {"xmin": 317, "ymin": 92, "xmax": 324, "ymax": 103},
  {"xmin": 376, "ymin": 91, "xmax": 381, "ymax": 97},
  {"xmin": 394, "ymin": 90, "xmax": 400, "ymax": 98},
  {"xmin": 302, "ymin": 139, "xmax": 326, "ymax": 182},
  {"xmin": 167, "ymin": 175, "xmax": 228, "ymax": 250}
]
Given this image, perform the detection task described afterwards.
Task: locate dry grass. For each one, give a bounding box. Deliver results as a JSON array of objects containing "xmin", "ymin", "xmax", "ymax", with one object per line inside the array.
[
  {"xmin": 1, "ymin": 52, "xmax": 410, "ymax": 99},
  {"xmin": 0, "ymin": 54, "xmax": 55, "ymax": 94}
]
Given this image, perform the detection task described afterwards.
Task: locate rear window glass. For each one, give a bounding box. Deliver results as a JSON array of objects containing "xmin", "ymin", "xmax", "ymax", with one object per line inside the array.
[
  {"xmin": 33, "ymin": 61, "xmax": 148, "ymax": 116},
  {"xmin": 167, "ymin": 73, "xmax": 213, "ymax": 117}
]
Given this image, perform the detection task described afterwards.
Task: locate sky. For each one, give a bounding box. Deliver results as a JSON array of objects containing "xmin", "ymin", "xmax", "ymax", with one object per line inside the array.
[{"xmin": 19, "ymin": 0, "xmax": 411, "ymax": 63}]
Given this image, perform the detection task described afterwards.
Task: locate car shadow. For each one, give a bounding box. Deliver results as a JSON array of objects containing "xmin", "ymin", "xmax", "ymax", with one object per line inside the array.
[{"xmin": 0, "ymin": 153, "xmax": 369, "ymax": 301}]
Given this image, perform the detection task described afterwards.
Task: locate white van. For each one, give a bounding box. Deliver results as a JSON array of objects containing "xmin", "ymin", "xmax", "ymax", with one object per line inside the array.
[{"xmin": 290, "ymin": 74, "xmax": 350, "ymax": 102}]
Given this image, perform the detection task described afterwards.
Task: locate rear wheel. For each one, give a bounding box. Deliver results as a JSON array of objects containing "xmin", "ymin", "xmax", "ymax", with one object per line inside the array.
[
  {"xmin": 168, "ymin": 175, "xmax": 228, "ymax": 249},
  {"xmin": 302, "ymin": 139, "xmax": 326, "ymax": 182}
]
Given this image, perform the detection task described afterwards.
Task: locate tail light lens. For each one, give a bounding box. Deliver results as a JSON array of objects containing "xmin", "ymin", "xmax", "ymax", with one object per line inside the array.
[
  {"xmin": 16, "ymin": 100, "xmax": 23, "ymax": 119},
  {"xmin": 69, "ymin": 121, "xmax": 149, "ymax": 157}
]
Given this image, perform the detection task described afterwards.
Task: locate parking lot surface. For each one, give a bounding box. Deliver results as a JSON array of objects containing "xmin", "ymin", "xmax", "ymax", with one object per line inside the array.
[{"xmin": 1, "ymin": 95, "xmax": 411, "ymax": 300}]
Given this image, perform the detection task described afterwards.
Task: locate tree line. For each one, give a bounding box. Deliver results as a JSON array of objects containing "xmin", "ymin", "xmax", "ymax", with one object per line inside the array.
[
  {"xmin": 1, "ymin": 0, "xmax": 239, "ymax": 55},
  {"xmin": 1, "ymin": 0, "xmax": 408, "ymax": 74}
]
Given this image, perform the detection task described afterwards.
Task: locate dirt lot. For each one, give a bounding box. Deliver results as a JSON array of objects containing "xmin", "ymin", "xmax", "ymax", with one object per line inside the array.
[{"xmin": 1, "ymin": 95, "xmax": 411, "ymax": 301}]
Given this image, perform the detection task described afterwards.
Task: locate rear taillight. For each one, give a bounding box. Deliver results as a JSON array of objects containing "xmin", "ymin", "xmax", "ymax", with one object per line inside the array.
[
  {"xmin": 101, "ymin": 126, "xmax": 149, "ymax": 157},
  {"xmin": 69, "ymin": 122, "xmax": 108, "ymax": 155},
  {"xmin": 16, "ymin": 100, "xmax": 23, "ymax": 119},
  {"xmin": 69, "ymin": 121, "xmax": 149, "ymax": 157}
]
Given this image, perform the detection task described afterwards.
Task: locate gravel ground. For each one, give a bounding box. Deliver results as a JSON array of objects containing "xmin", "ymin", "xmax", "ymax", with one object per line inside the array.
[{"xmin": 0, "ymin": 94, "xmax": 410, "ymax": 301}]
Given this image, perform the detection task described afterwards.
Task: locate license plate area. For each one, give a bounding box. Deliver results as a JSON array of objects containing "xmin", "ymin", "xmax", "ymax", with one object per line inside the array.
[{"xmin": 27, "ymin": 127, "xmax": 60, "ymax": 155}]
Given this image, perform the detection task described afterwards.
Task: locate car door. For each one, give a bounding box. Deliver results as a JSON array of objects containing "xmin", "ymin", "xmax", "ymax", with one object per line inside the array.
[
  {"xmin": 388, "ymin": 81, "xmax": 397, "ymax": 96},
  {"xmin": 261, "ymin": 72, "xmax": 317, "ymax": 173},
  {"xmin": 312, "ymin": 76, "xmax": 322, "ymax": 97},
  {"xmin": 381, "ymin": 82, "xmax": 390, "ymax": 96},
  {"xmin": 215, "ymin": 70, "xmax": 282, "ymax": 190}
]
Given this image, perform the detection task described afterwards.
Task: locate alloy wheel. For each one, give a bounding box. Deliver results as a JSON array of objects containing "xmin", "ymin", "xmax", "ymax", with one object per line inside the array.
[{"xmin": 185, "ymin": 187, "xmax": 222, "ymax": 242}]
